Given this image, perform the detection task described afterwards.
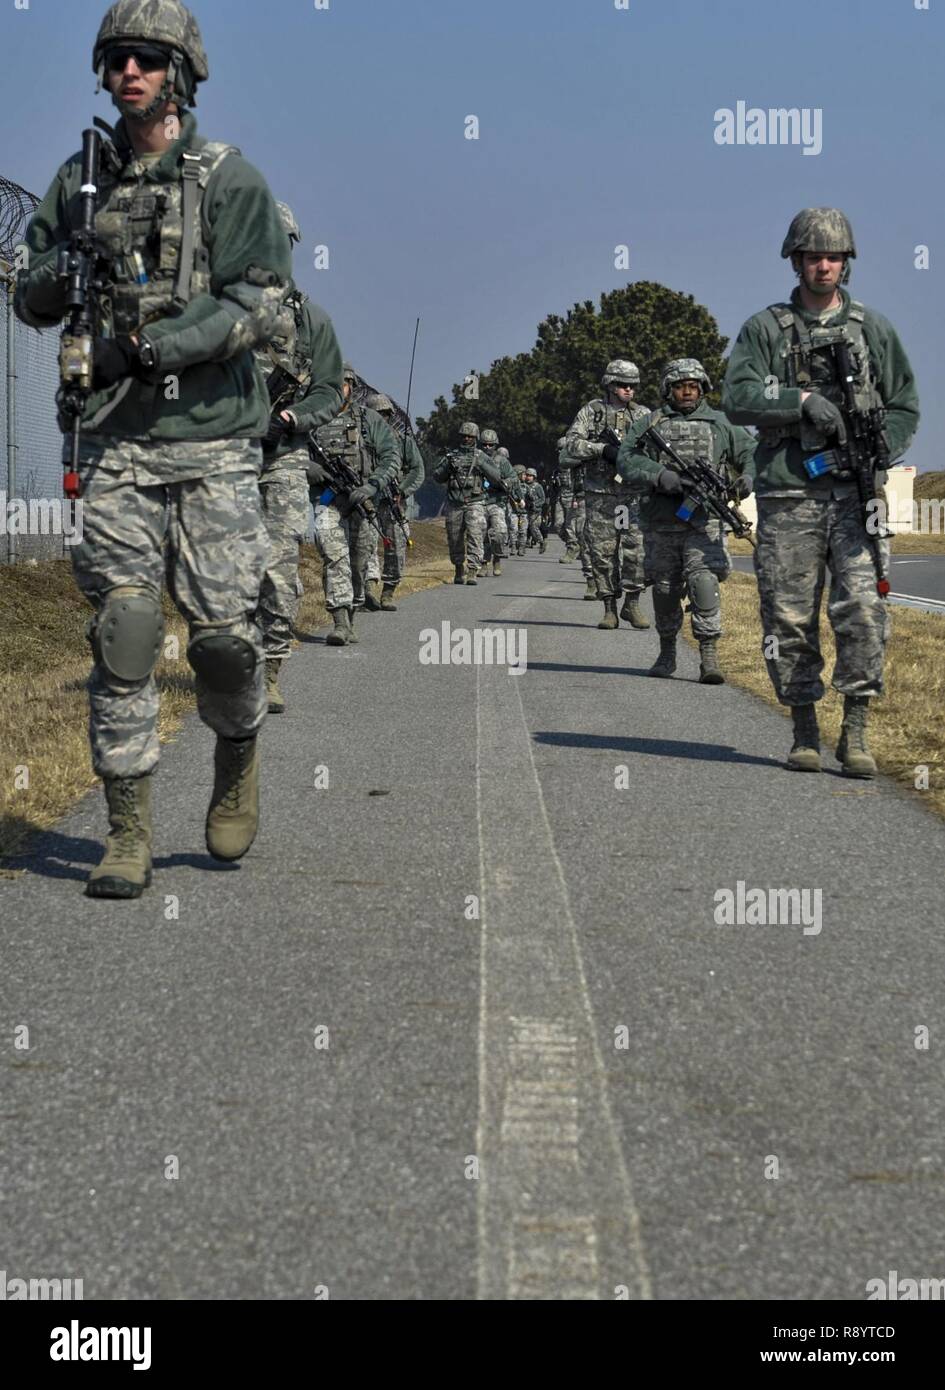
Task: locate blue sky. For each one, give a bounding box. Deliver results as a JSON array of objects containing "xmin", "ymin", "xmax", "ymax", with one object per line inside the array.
[{"xmin": 2, "ymin": 0, "xmax": 940, "ymax": 467}]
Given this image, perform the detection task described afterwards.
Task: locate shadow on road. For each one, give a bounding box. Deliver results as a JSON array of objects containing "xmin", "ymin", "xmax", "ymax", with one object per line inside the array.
[
  {"xmin": 533, "ymin": 730, "xmax": 781, "ymax": 768},
  {"xmin": 4, "ymin": 824, "xmax": 240, "ymax": 883}
]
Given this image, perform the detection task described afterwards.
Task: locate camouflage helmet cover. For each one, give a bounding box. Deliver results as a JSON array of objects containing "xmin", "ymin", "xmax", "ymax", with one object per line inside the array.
[
  {"xmin": 514, "ymin": 464, "xmax": 527, "ymax": 475},
  {"xmin": 480, "ymin": 428, "xmax": 499, "ymax": 447},
  {"xmin": 661, "ymin": 358, "xmax": 712, "ymax": 398},
  {"xmin": 496, "ymin": 446, "xmax": 509, "ymax": 458},
  {"xmin": 601, "ymin": 358, "xmax": 641, "ymax": 388},
  {"xmin": 459, "ymin": 420, "xmax": 479, "ymax": 438},
  {"xmin": 366, "ymin": 392, "xmax": 393, "ymax": 413},
  {"xmin": 276, "ymin": 202, "xmax": 301, "ymax": 246},
  {"xmin": 342, "ymin": 361, "xmax": 358, "ymax": 383},
  {"xmin": 524, "ymin": 468, "xmax": 537, "ymax": 479},
  {"xmin": 781, "ymin": 208, "xmax": 856, "ymax": 260},
  {"xmin": 94, "ymin": 1, "xmax": 209, "ymax": 106}
]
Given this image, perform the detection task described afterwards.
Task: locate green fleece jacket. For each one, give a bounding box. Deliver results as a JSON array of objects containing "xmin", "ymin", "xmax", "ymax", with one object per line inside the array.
[
  {"xmin": 721, "ymin": 287, "xmax": 919, "ymax": 494},
  {"xmin": 15, "ymin": 112, "xmax": 290, "ymax": 442},
  {"xmin": 617, "ymin": 400, "xmax": 755, "ymax": 527}
]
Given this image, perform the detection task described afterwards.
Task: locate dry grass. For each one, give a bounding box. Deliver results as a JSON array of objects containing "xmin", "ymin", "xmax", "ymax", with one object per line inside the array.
[
  {"xmin": 0, "ymin": 522, "xmax": 452, "ymax": 864},
  {"xmin": 693, "ymin": 571, "xmax": 945, "ymax": 818}
]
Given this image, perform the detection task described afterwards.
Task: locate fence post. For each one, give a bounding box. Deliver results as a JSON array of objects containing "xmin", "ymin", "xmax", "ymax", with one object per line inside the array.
[{"xmin": 1, "ymin": 265, "xmax": 16, "ymax": 565}]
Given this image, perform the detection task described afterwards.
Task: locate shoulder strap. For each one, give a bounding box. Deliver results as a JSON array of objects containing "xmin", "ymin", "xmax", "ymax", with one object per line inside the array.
[
  {"xmin": 174, "ymin": 141, "xmax": 238, "ymax": 307},
  {"xmin": 767, "ymin": 303, "xmax": 796, "ymax": 332}
]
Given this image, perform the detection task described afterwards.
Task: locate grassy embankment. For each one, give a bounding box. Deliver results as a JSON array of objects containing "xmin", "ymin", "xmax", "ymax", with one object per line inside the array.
[{"xmin": 0, "ymin": 522, "xmax": 452, "ymax": 864}]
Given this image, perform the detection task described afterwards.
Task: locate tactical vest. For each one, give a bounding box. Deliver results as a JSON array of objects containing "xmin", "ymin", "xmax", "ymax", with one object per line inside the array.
[
  {"xmin": 95, "ymin": 139, "xmax": 236, "ymax": 337},
  {"xmin": 254, "ymin": 289, "xmax": 312, "ymax": 405},
  {"xmin": 314, "ymin": 403, "xmax": 367, "ymax": 481},
  {"xmin": 450, "ymin": 447, "xmax": 487, "ymax": 503},
  {"xmin": 761, "ymin": 300, "xmax": 883, "ymax": 448},
  {"xmin": 646, "ymin": 409, "xmax": 716, "ymax": 467},
  {"xmin": 586, "ymin": 398, "xmax": 650, "ymax": 490}
]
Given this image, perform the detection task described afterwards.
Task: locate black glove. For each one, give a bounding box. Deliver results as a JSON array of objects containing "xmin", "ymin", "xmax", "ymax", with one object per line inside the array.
[
  {"xmin": 92, "ymin": 335, "xmax": 139, "ymax": 389},
  {"xmin": 264, "ymin": 414, "xmax": 290, "ymax": 448},
  {"xmin": 656, "ymin": 467, "xmax": 683, "ymax": 495},
  {"xmin": 802, "ymin": 393, "xmax": 847, "ymax": 443},
  {"xmin": 601, "ymin": 443, "xmax": 620, "ymax": 463},
  {"xmin": 306, "ymin": 460, "xmax": 329, "ymax": 487},
  {"xmin": 347, "ymin": 483, "xmax": 376, "ymax": 508},
  {"xmin": 732, "ymin": 474, "xmax": 754, "ymax": 499}
]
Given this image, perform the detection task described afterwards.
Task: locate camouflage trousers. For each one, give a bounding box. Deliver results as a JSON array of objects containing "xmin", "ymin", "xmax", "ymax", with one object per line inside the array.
[
  {"xmin": 445, "ymin": 500, "xmax": 486, "ymax": 572},
  {"xmin": 366, "ymin": 499, "xmax": 409, "ymax": 586},
  {"xmin": 508, "ymin": 510, "xmax": 527, "ymax": 552},
  {"xmin": 526, "ymin": 512, "xmax": 543, "ymax": 547},
  {"xmin": 483, "ymin": 501, "xmax": 509, "ymax": 560},
  {"xmin": 585, "ymin": 491, "xmax": 647, "ymax": 598},
  {"xmin": 648, "ymin": 521, "xmax": 730, "ymax": 639},
  {"xmin": 574, "ymin": 499, "xmax": 594, "ymax": 580},
  {"xmin": 557, "ymin": 493, "xmax": 578, "ymax": 547},
  {"xmin": 754, "ymin": 493, "xmax": 891, "ymax": 704},
  {"xmin": 70, "ymin": 438, "xmax": 268, "ymax": 780},
  {"xmin": 311, "ymin": 494, "xmax": 378, "ymax": 609},
  {"xmin": 258, "ymin": 456, "xmax": 309, "ymax": 660}
]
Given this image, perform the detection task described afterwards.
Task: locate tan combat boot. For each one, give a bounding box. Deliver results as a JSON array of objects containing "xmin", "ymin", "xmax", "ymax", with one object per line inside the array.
[
  {"xmin": 363, "ymin": 580, "xmax": 381, "ymax": 611},
  {"xmin": 264, "ymin": 658, "xmax": 285, "ymax": 713},
  {"xmin": 346, "ymin": 607, "xmax": 359, "ymax": 643},
  {"xmin": 206, "ymin": 735, "xmax": 260, "ymax": 862},
  {"xmin": 326, "ymin": 609, "xmax": 350, "ymax": 646},
  {"xmin": 647, "ymin": 636, "xmax": 677, "ymax": 679},
  {"xmin": 598, "ymin": 596, "xmax": 619, "ymax": 629},
  {"xmin": 836, "ymin": 696, "xmax": 877, "ymax": 778},
  {"xmin": 85, "ymin": 775, "xmax": 153, "ymax": 899},
  {"xmin": 787, "ymin": 703, "xmax": 821, "ymax": 773},
  {"xmin": 380, "ymin": 585, "xmax": 398, "ymax": 611},
  {"xmin": 698, "ymin": 638, "xmax": 725, "ymax": 685},
  {"xmin": 619, "ymin": 592, "xmax": 651, "ymax": 629},
  {"xmin": 584, "ymin": 576, "xmax": 598, "ymax": 601},
  {"xmin": 492, "ymin": 559, "xmax": 502, "ymax": 576}
]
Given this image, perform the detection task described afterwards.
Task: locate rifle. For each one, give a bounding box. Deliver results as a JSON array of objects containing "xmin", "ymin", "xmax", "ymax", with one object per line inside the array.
[
  {"xmin": 308, "ymin": 437, "xmax": 391, "ymax": 548},
  {"xmin": 633, "ymin": 424, "xmax": 756, "ymax": 546},
  {"xmin": 56, "ymin": 128, "xmax": 103, "ymax": 501},
  {"xmin": 381, "ymin": 480, "xmax": 413, "ymax": 548},
  {"xmin": 802, "ymin": 344, "xmax": 891, "ymax": 597}
]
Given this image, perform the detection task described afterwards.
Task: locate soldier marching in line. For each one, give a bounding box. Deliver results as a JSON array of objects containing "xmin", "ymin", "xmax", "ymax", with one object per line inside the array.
[
  {"xmin": 17, "ymin": 0, "xmax": 290, "ymax": 897},
  {"xmin": 362, "ymin": 392, "xmax": 425, "ymax": 611},
  {"xmin": 308, "ymin": 363, "xmax": 400, "ymax": 646},
  {"xmin": 522, "ymin": 469, "xmax": 546, "ymax": 551},
  {"xmin": 722, "ymin": 209, "xmax": 919, "ymax": 774},
  {"xmin": 563, "ymin": 359, "xmax": 652, "ymax": 631},
  {"xmin": 477, "ymin": 429, "xmax": 522, "ymax": 577},
  {"xmin": 432, "ymin": 421, "xmax": 505, "ymax": 584},
  {"xmin": 508, "ymin": 461, "xmax": 528, "ymax": 556},
  {"xmin": 257, "ymin": 202, "xmax": 343, "ymax": 712},
  {"xmin": 618, "ymin": 359, "xmax": 755, "ymax": 684}
]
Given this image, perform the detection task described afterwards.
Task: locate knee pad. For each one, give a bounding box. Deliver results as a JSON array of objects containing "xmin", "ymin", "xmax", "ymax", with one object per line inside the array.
[
  {"xmin": 690, "ymin": 569, "xmax": 721, "ymax": 617},
  {"xmin": 187, "ymin": 631, "xmax": 258, "ymax": 694},
  {"xmin": 92, "ymin": 587, "xmax": 164, "ymax": 683}
]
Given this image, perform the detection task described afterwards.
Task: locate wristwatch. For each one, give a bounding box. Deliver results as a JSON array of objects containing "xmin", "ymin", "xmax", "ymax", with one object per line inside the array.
[{"xmin": 137, "ymin": 335, "xmax": 157, "ymax": 371}]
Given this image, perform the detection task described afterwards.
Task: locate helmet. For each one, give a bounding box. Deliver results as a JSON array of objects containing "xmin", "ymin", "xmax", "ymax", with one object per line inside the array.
[
  {"xmin": 459, "ymin": 420, "xmax": 479, "ymax": 439},
  {"xmin": 514, "ymin": 464, "xmax": 527, "ymax": 476},
  {"xmin": 781, "ymin": 208, "xmax": 856, "ymax": 260},
  {"xmin": 480, "ymin": 428, "xmax": 499, "ymax": 448},
  {"xmin": 343, "ymin": 362, "xmax": 358, "ymax": 384},
  {"xmin": 524, "ymin": 469, "xmax": 537, "ymax": 480},
  {"xmin": 661, "ymin": 358, "xmax": 712, "ymax": 399},
  {"xmin": 94, "ymin": 0, "xmax": 208, "ymax": 112},
  {"xmin": 367, "ymin": 392, "xmax": 393, "ymax": 414},
  {"xmin": 276, "ymin": 202, "xmax": 301, "ymax": 246},
  {"xmin": 496, "ymin": 447, "xmax": 509, "ymax": 458},
  {"xmin": 601, "ymin": 358, "xmax": 640, "ymax": 388}
]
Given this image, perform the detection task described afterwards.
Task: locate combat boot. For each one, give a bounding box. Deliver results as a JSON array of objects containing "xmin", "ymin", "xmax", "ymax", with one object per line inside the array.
[
  {"xmin": 647, "ymin": 636, "xmax": 677, "ymax": 679},
  {"xmin": 539, "ymin": 538, "xmax": 547, "ymax": 553},
  {"xmin": 206, "ymin": 735, "xmax": 259, "ymax": 862},
  {"xmin": 465, "ymin": 571, "xmax": 478, "ymax": 585},
  {"xmin": 597, "ymin": 596, "xmax": 619, "ymax": 630},
  {"xmin": 380, "ymin": 584, "xmax": 398, "ymax": 611},
  {"xmin": 584, "ymin": 576, "xmax": 598, "ymax": 601},
  {"xmin": 698, "ymin": 638, "xmax": 725, "ymax": 685},
  {"xmin": 836, "ymin": 695, "xmax": 877, "ymax": 779},
  {"xmin": 363, "ymin": 580, "xmax": 381, "ymax": 611},
  {"xmin": 787, "ymin": 703, "xmax": 821, "ymax": 773},
  {"xmin": 619, "ymin": 592, "xmax": 651, "ymax": 629},
  {"xmin": 85, "ymin": 774, "xmax": 153, "ymax": 899},
  {"xmin": 264, "ymin": 658, "xmax": 285, "ymax": 713},
  {"xmin": 326, "ymin": 608, "xmax": 350, "ymax": 646},
  {"xmin": 454, "ymin": 565, "xmax": 465, "ymax": 585},
  {"xmin": 492, "ymin": 559, "xmax": 502, "ymax": 576},
  {"xmin": 347, "ymin": 606, "xmax": 360, "ymax": 642}
]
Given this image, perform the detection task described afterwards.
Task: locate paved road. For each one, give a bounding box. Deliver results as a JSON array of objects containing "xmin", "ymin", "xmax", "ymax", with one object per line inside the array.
[
  {"xmin": 4, "ymin": 544, "xmax": 945, "ymax": 1300},
  {"xmin": 733, "ymin": 553, "xmax": 945, "ymax": 614}
]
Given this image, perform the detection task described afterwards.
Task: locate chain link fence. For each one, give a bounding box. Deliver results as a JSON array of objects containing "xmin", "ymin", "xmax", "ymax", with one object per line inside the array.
[{"xmin": 2, "ymin": 173, "xmax": 65, "ymax": 563}]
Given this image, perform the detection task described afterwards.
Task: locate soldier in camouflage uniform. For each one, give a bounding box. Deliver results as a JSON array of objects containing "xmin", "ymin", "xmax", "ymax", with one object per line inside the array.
[
  {"xmin": 619, "ymin": 360, "xmax": 755, "ymax": 683},
  {"xmin": 523, "ymin": 469, "xmax": 546, "ymax": 550},
  {"xmin": 309, "ymin": 364, "xmax": 400, "ymax": 645},
  {"xmin": 508, "ymin": 461, "xmax": 528, "ymax": 556},
  {"xmin": 563, "ymin": 359, "xmax": 652, "ymax": 630},
  {"xmin": 477, "ymin": 429, "xmax": 521, "ymax": 576},
  {"xmin": 555, "ymin": 436, "xmax": 581, "ymax": 564},
  {"xmin": 432, "ymin": 421, "xmax": 505, "ymax": 583},
  {"xmin": 723, "ymin": 209, "xmax": 919, "ymax": 773},
  {"xmin": 557, "ymin": 435, "xmax": 596, "ymax": 598},
  {"xmin": 16, "ymin": 0, "xmax": 290, "ymax": 898},
  {"xmin": 362, "ymin": 392, "xmax": 425, "ymax": 610},
  {"xmin": 256, "ymin": 202, "xmax": 343, "ymax": 711}
]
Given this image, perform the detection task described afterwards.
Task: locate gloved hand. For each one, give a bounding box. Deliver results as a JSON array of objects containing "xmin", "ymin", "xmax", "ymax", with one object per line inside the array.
[
  {"xmin": 264, "ymin": 413, "xmax": 291, "ymax": 448},
  {"xmin": 306, "ymin": 460, "xmax": 329, "ymax": 487},
  {"xmin": 732, "ymin": 474, "xmax": 754, "ymax": 499},
  {"xmin": 802, "ymin": 393, "xmax": 847, "ymax": 442},
  {"xmin": 92, "ymin": 335, "xmax": 140, "ymax": 389},
  {"xmin": 656, "ymin": 467, "xmax": 683, "ymax": 495},
  {"xmin": 601, "ymin": 443, "xmax": 620, "ymax": 463},
  {"xmin": 347, "ymin": 484, "xmax": 377, "ymax": 508}
]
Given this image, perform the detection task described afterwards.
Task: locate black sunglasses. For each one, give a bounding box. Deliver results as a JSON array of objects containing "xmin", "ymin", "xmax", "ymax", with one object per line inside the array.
[{"xmin": 105, "ymin": 45, "xmax": 171, "ymax": 74}]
